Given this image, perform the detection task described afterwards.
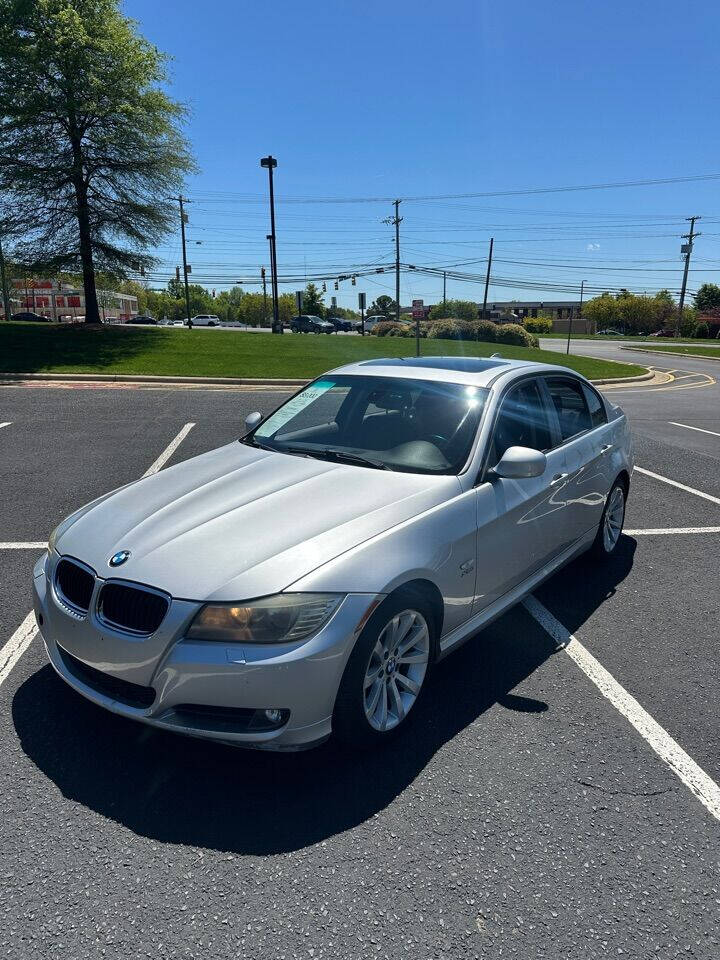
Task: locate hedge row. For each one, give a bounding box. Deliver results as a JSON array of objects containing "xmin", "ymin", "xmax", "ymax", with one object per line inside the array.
[{"xmin": 424, "ymin": 318, "xmax": 539, "ymax": 348}]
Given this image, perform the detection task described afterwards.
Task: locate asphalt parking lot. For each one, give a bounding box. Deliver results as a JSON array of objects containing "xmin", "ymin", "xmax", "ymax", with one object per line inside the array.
[{"xmin": 1, "ymin": 359, "xmax": 719, "ymax": 959}]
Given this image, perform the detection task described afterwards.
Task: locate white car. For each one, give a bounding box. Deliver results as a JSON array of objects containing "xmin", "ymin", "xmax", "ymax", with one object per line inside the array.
[
  {"xmin": 34, "ymin": 356, "xmax": 633, "ymax": 750},
  {"xmin": 189, "ymin": 314, "xmax": 220, "ymax": 327}
]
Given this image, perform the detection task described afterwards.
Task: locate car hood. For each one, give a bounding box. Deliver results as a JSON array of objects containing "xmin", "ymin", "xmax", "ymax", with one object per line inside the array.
[{"xmin": 55, "ymin": 442, "xmax": 459, "ymax": 600}]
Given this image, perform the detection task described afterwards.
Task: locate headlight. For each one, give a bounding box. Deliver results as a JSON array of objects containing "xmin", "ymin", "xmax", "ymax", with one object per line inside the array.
[
  {"xmin": 186, "ymin": 593, "xmax": 343, "ymax": 644},
  {"xmin": 47, "ymin": 525, "xmax": 59, "ymax": 553}
]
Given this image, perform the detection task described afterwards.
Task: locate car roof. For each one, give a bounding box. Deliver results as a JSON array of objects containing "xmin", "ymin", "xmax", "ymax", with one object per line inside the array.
[{"xmin": 328, "ymin": 355, "xmax": 589, "ymax": 388}]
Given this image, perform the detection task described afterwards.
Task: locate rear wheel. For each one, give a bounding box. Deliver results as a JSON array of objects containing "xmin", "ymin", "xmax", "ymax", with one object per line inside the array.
[
  {"xmin": 334, "ymin": 595, "xmax": 434, "ymax": 747},
  {"xmin": 591, "ymin": 480, "xmax": 626, "ymax": 559}
]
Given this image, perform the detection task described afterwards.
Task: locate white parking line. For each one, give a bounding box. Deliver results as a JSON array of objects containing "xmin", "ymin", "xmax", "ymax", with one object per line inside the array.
[
  {"xmin": 625, "ymin": 527, "xmax": 720, "ymax": 536},
  {"xmin": 0, "ymin": 422, "xmax": 197, "ymax": 690},
  {"xmin": 668, "ymin": 421, "xmax": 720, "ymax": 439},
  {"xmin": 635, "ymin": 466, "xmax": 720, "ymax": 506},
  {"xmin": 0, "ymin": 542, "xmax": 48, "ymax": 549},
  {"xmin": 523, "ymin": 595, "xmax": 720, "ymax": 823},
  {"xmin": 0, "ymin": 612, "xmax": 37, "ymax": 686},
  {"xmin": 142, "ymin": 422, "xmax": 195, "ymax": 477},
  {"xmin": 0, "ymin": 422, "xmax": 11, "ymax": 429}
]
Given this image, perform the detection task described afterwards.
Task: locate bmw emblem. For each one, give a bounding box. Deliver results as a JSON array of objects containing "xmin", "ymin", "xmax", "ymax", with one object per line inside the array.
[{"xmin": 109, "ymin": 550, "xmax": 131, "ymax": 568}]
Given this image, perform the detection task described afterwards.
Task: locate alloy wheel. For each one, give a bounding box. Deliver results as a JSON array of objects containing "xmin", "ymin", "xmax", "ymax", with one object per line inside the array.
[
  {"xmin": 363, "ymin": 609, "xmax": 430, "ymax": 732},
  {"xmin": 603, "ymin": 485, "xmax": 625, "ymax": 552}
]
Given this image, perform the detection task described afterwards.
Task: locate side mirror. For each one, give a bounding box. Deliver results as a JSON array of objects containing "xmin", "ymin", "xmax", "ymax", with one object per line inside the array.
[
  {"xmin": 490, "ymin": 446, "xmax": 547, "ymax": 480},
  {"xmin": 244, "ymin": 411, "xmax": 263, "ymax": 432}
]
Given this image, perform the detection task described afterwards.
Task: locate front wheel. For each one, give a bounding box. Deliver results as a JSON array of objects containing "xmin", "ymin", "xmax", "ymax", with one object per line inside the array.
[
  {"xmin": 333, "ymin": 595, "xmax": 434, "ymax": 748},
  {"xmin": 591, "ymin": 480, "xmax": 626, "ymax": 559}
]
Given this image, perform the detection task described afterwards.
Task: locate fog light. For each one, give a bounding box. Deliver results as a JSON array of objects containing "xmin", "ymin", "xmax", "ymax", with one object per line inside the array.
[{"xmin": 264, "ymin": 708, "xmax": 283, "ymax": 724}]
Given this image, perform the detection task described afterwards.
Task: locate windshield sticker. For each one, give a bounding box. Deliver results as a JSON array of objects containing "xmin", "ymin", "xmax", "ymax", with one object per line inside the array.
[{"xmin": 255, "ymin": 380, "xmax": 336, "ymax": 437}]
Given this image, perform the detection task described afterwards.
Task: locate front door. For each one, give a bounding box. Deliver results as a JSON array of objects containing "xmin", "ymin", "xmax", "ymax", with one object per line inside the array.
[{"xmin": 473, "ymin": 377, "xmax": 570, "ymax": 613}]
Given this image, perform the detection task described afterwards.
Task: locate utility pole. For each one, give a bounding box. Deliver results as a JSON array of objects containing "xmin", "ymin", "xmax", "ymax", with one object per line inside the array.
[
  {"xmin": 676, "ymin": 216, "xmax": 701, "ymax": 336},
  {"xmin": 176, "ymin": 196, "xmax": 192, "ymax": 325},
  {"xmin": 482, "ymin": 237, "xmax": 494, "ymax": 319},
  {"xmin": 567, "ymin": 279, "xmax": 584, "ymax": 354},
  {"xmin": 443, "ymin": 271, "xmax": 447, "ymax": 308},
  {"xmin": 383, "ymin": 200, "xmax": 403, "ymax": 321},
  {"xmin": 0, "ymin": 227, "xmax": 11, "ymax": 322},
  {"xmin": 260, "ymin": 156, "xmax": 281, "ymax": 334},
  {"xmin": 261, "ymin": 267, "xmax": 268, "ymax": 323}
]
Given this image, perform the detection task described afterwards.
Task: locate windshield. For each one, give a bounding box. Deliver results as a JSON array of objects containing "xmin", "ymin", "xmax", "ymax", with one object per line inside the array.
[{"xmin": 244, "ymin": 375, "xmax": 489, "ymax": 474}]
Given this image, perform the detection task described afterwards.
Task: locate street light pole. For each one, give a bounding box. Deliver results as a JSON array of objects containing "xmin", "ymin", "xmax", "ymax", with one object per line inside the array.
[
  {"xmin": 443, "ymin": 271, "xmax": 447, "ymax": 308},
  {"xmin": 261, "ymin": 156, "xmax": 281, "ymax": 334},
  {"xmin": 267, "ymin": 234, "xmax": 276, "ymax": 330},
  {"xmin": 567, "ymin": 279, "xmax": 583, "ymax": 354}
]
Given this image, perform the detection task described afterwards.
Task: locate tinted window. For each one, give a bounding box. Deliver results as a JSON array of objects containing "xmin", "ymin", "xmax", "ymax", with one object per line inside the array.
[
  {"xmin": 582, "ymin": 384, "xmax": 608, "ymax": 428},
  {"xmin": 490, "ymin": 379, "xmax": 552, "ymax": 466},
  {"xmin": 546, "ymin": 378, "xmax": 592, "ymax": 441}
]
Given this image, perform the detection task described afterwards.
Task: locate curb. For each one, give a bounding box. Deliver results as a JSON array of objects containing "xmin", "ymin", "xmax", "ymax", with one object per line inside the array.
[
  {"xmin": 0, "ymin": 372, "xmax": 308, "ymax": 387},
  {"xmin": 0, "ymin": 367, "xmax": 655, "ymax": 388},
  {"xmin": 620, "ymin": 346, "xmax": 720, "ymax": 363}
]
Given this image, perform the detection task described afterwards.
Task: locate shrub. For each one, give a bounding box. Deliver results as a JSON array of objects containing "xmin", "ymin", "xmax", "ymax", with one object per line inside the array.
[
  {"xmin": 475, "ymin": 320, "xmax": 498, "ymax": 343},
  {"xmin": 694, "ymin": 321, "xmax": 709, "ymax": 339},
  {"xmin": 373, "ymin": 320, "xmax": 404, "ymax": 337},
  {"xmin": 427, "ymin": 318, "xmax": 461, "ymax": 340},
  {"xmin": 387, "ymin": 324, "xmax": 413, "ymax": 337},
  {"xmin": 524, "ymin": 316, "xmax": 553, "ymax": 334},
  {"xmin": 495, "ymin": 323, "xmax": 538, "ymax": 348}
]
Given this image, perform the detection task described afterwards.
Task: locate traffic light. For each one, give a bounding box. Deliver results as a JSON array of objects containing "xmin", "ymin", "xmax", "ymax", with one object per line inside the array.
[
  {"xmin": 334, "ymin": 280, "xmax": 339, "ymax": 291},
  {"xmin": 175, "ymin": 266, "xmax": 180, "ymax": 282},
  {"xmin": 261, "ymin": 267, "xmax": 266, "ymax": 279},
  {"xmin": 351, "ymin": 275, "xmax": 356, "ymax": 286},
  {"xmin": 322, "ymin": 282, "xmax": 326, "ymax": 292}
]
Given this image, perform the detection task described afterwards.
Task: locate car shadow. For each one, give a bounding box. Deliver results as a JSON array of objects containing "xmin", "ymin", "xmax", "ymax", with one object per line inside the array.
[{"xmin": 13, "ymin": 543, "xmax": 636, "ymax": 856}]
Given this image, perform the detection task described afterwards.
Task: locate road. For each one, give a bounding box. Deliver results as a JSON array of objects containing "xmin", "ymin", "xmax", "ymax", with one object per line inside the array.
[{"xmin": 1, "ymin": 352, "xmax": 719, "ymax": 958}]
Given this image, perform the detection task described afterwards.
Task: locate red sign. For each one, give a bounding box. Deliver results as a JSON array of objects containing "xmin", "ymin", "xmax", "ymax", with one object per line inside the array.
[{"xmin": 411, "ymin": 298, "xmax": 425, "ymax": 320}]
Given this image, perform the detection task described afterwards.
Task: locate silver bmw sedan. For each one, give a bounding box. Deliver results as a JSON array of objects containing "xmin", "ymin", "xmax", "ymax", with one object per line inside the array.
[{"xmin": 33, "ymin": 356, "xmax": 633, "ymax": 750}]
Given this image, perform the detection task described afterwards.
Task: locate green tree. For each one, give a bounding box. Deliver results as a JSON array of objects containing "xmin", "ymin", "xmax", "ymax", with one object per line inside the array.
[
  {"xmin": 694, "ymin": 283, "xmax": 720, "ymax": 313},
  {"xmin": 428, "ymin": 299, "xmax": 478, "ymax": 321},
  {"xmin": 366, "ymin": 295, "xmax": 397, "ymax": 318},
  {"xmin": 238, "ymin": 292, "xmax": 272, "ymax": 327},
  {"xmin": 0, "ymin": 0, "xmax": 194, "ymax": 323},
  {"xmin": 301, "ymin": 282, "xmax": 325, "ymax": 317},
  {"xmin": 583, "ymin": 293, "xmax": 620, "ymax": 331},
  {"xmin": 615, "ymin": 292, "xmax": 656, "ymax": 334}
]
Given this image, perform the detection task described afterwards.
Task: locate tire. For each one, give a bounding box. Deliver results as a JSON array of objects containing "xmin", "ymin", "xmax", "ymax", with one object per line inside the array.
[
  {"xmin": 333, "ymin": 592, "xmax": 435, "ymax": 748},
  {"xmin": 591, "ymin": 479, "xmax": 626, "ymax": 559}
]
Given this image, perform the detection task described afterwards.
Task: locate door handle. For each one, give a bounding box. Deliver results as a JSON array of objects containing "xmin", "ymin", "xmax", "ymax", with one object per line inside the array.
[
  {"xmin": 550, "ymin": 472, "xmax": 568, "ymax": 485},
  {"xmin": 600, "ymin": 443, "xmax": 614, "ymax": 454}
]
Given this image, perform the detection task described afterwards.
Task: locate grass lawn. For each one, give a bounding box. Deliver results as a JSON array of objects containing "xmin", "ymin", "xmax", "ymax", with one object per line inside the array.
[
  {"xmin": 0, "ymin": 322, "xmax": 647, "ymax": 382},
  {"xmin": 628, "ymin": 343, "xmax": 720, "ymax": 358},
  {"xmin": 541, "ymin": 332, "xmax": 720, "ymax": 344}
]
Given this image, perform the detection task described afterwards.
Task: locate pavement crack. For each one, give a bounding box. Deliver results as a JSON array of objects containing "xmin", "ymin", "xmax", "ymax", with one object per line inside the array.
[{"xmin": 577, "ymin": 779, "xmax": 673, "ymax": 798}]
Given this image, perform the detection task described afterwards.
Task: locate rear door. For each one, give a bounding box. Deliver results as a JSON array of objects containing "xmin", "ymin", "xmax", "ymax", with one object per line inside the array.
[
  {"xmin": 473, "ymin": 376, "xmax": 569, "ymax": 613},
  {"xmin": 540, "ymin": 376, "xmax": 611, "ymax": 542}
]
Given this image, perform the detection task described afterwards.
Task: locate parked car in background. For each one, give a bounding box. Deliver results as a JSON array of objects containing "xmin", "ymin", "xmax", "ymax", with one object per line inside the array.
[
  {"xmin": 188, "ymin": 314, "xmax": 220, "ymax": 327},
  {"xmin": 35, "ymin": 355, "xmax": 632, "ymax": 751},
  {"xmin": 648, "ymin": 328, "xmax": 675, "ymax": 338},
  {"xmin": 596, "ymin": 329, "xmax": 623, "ymax": 336},
  {"xmin": 363, "ymin": 315, "xmax": 388, "ymax": 335},
  {"xmin": 125, "ymin": 315, "xmax": 157, "ymax": 325},
  {"xmin": 290, "ymin": 315, "xmax": 334, "ymax": 334},
  {"xmin": 327, "ymin": 316, "xmax": 353, "ymax": 332},
  {"xmin": 11, "ymin": 311, "xmax": 50, "ymax": 322}
]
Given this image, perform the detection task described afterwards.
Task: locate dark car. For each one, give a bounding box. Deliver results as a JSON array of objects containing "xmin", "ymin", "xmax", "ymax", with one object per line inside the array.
[
  {"xmin": 125, "ymin": 315, "xmax": 157, "ymax": 325},
  {"xmin": 11, "ymin": 311, "xmax": 50, "ymax": 322},
  {"xmin": 648, "ymin": 328, "xmax": 675, "ymax": 338},
  {"xmin": 290, "ymin": 315, "xmax": 334, "ymax": 334},
  {"xmin": 327, "ymin": 316, "xmax": 353, "ymax": 332}
]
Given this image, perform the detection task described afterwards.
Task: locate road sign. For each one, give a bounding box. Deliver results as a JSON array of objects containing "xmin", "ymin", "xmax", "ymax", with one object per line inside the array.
[
  {"xmin": 295, "ymin": 290, "xmax": 303, "ymax": 314},
  {"xmin": 411, "ymin": 298, "xmax": 424, "ymax": 319},
  {"xmin": 331, "ymin": 296, "xmax": 337, "ymax": 309},
  {"xmin": 358, "ymin": 292, "xmax": 366, "ymax": 310}
]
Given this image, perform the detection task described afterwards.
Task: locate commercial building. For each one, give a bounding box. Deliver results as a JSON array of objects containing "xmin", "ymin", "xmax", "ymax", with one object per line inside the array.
[{"xmin": 7, "ymin": 279, "xmax": 138, "ymax": 321}]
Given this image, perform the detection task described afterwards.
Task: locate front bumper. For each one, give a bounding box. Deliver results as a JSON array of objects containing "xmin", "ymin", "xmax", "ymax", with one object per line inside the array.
[{"xmin": 33, "ymin": 553, "xmax": 380, "ymax": 750}]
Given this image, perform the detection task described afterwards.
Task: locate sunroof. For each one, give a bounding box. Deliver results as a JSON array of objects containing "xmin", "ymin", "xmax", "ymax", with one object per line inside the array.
[{"xmin": 360, "ymin": 356, "xmax": 509, "ymax": 371}]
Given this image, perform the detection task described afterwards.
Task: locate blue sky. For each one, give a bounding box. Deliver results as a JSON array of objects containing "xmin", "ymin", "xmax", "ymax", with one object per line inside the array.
[{"xmin": 125, "ymin": 0, "xmax": 720, "ymax": 309}]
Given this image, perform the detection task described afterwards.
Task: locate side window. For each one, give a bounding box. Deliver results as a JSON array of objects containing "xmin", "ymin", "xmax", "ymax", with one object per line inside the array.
[
  {"xmin": 490, "ymin": 379, "xmax": 552, "ymax": 466},
  {"xmin": 545, "ymin": 377, "xmax": 592, "ymax": 442},
  {"xmin": 582, "ymin": 384, "xmax": 608, "ymax": 428}
]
